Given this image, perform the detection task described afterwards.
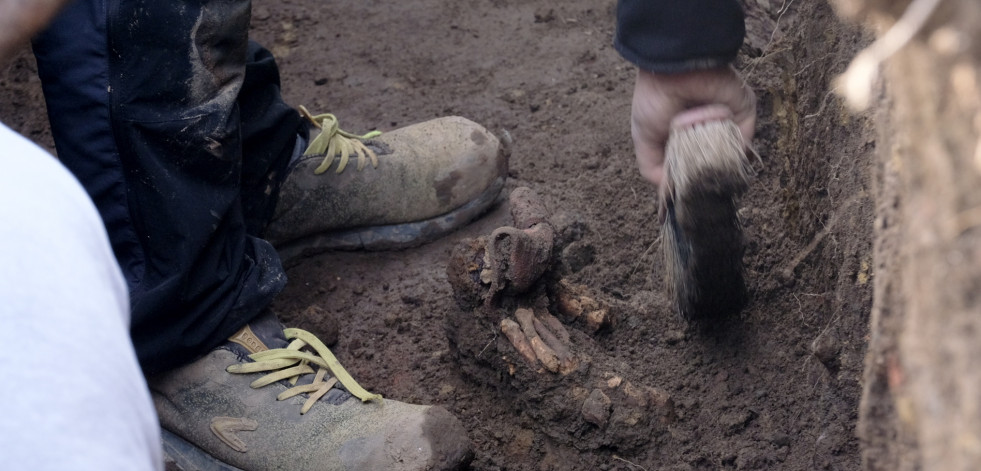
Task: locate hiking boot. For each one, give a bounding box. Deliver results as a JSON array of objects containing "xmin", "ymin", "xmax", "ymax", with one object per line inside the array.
[
  {"xmin": 266, "ymin": 110, "xmax": 509, "ymax": 259},
  {"xmin": 150, "ymin": 312, "xmax": 472, "ymax": 471}
]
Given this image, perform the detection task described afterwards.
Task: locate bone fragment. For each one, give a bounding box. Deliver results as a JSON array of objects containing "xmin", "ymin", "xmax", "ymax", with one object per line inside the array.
[
  {"xmin": 584, "ymin": 308, "xmax": 609, "ymax": 333},
  {"xmin": 555, "ymin": 294, "xmax": 583, "ymax": 321},
  {"xmin": 500, "ymin": 318, "xmax": 537, "ymax": 366},
  {"xmin": 535, "ymin": 308, "xmax": 570, "ymax": 344},
  {"xmin": 533, "ymin": 317, "xmax": 578, "ymax": 375},
  {"xmin": 528, "ymin": 336, "xmax": 561, "ymax": 373},
  {"xmin": 515, "ymin": 308, "xmax": 561, "ymax": 373}
]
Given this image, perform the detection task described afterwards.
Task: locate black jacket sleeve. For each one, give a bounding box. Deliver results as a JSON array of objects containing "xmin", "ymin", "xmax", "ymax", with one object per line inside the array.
[{"xmin": 614, "ymin": 0, "xmax": 745, "ymax": 73}]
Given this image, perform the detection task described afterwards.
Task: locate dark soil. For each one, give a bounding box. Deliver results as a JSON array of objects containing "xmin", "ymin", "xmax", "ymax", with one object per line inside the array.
[{"xmin": 0, "ymin": 1, "xmax": 879, "ymax": 470}]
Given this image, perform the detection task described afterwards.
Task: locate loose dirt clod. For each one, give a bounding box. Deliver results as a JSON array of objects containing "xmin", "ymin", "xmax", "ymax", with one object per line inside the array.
[{"xmin": 581, "ymin": 389, "xmax": 612, "ymax": 428}]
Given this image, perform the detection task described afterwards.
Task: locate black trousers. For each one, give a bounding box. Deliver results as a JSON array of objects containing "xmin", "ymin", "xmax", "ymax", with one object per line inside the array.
[{"xmin": 33, "ymin": 0, "xmax": 306, "ymax": 373}]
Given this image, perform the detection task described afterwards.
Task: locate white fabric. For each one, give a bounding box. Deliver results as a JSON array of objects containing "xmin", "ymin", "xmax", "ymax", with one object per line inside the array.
[{"xmin": 0, "ymin": 122, "xmax": 162, "ymax": 470}]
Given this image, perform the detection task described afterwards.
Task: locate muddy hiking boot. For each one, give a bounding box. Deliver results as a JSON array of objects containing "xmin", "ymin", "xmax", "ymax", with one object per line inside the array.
[
  {"xmin": 266, "ymin": 108, "xmax": 509, "ymax": 260},
  {"xmin": 150, "ymin": 312, "xmax": 472, "ymax": 471}
]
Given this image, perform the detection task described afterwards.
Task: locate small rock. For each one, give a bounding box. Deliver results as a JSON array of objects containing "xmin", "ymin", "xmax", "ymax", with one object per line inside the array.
[
  {"xmin": 533, "ymin": 8, "xmax": 556, "ymax": 23},
  {"xmin": 581, "ymin": 389, "xmax": 612, "ymax": 428},
  {"xmin": 438, "ymin": 383, "xmax": 456, "ymax": 397},
  {"xmin": 606, "ymin": 375, "xmax": 623, "ymax": 389},
  {"xmin": 720, "ymin": 409, "xmax": 756, "ymax": 435},
  {"xmin": 507, "ymin": 428, "xmax": 534, "ymax": 457},
  {"xmin": 811, "ymin": 330, "xmax": 840, "ymax": 369},
  {"xmin": 768, "ymin": 432, "xmax": 791, "ymax": 448},
  {"xmin": 621, "ymin": 381, "xmax": 647, "ymax": 407},
  {"xmin": 647, "ymin": 387, "xmax": 676, "ymax": 423},
  {"xmin": 253, "ymin": 6, "xmax": 271, "ymax": 20},
  {"xmin": 663, "ymin": 329, "xmax": 686, "ymax": 345},
  {"xmin": 735, "ymin": 447, "xmax": 764, "ymax": 470},
  {"xmin": 501, "ymin": 89, "xmax": 526, "ymax": 103}
]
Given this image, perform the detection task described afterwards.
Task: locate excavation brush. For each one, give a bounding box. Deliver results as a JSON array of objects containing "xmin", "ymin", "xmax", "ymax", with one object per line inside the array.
[{"xmin": 661, "ymin": 105, "xmax": 753, "ymax": 320}]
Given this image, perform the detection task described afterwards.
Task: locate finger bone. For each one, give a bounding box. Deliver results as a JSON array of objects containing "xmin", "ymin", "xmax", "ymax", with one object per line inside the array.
[{"xmin": 500, "ymin": 318, "xmax": 537, "ymax": 366}]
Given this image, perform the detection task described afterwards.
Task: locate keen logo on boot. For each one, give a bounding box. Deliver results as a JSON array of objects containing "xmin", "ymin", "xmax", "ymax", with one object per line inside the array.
[
  {"xmin": 210, "ymin": 417, "xmax": 259, "ymax": 453},
  {"xmin": 228, "ymin": 325, "xmax": 269, "ymax": 354}
]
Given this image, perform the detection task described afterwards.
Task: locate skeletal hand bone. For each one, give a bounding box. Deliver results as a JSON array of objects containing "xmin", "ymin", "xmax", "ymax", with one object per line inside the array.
[
  {"xmin": 553, "ymin": 279, "xmax": 613, "ymax": 333},
  {"xmin": 446, "ymin": 186, "xmax": 673, "ymax": 448},
  {"xmin": 501, "ymin": 307, "xmax": 578, "ymax": 375},
  {"xmin": 446, "ymin": 186, "xmax": 613, "ymax": 376}
]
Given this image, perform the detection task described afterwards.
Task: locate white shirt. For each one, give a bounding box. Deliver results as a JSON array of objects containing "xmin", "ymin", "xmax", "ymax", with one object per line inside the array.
[{"xmin": 0, "ymin": 122, "xmax": 162, "ymax": 471}]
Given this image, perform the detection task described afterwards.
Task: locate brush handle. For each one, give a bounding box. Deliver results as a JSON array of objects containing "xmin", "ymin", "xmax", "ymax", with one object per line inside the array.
[{"xmin": 670, "ymin": 104, "xmax": 734, "ymax": 130}]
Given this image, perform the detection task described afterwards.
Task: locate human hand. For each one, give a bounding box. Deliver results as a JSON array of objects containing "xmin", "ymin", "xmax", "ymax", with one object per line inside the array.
[{"xmin": 630, "ymin": 66, "xmax": 756, "ymax": 189}]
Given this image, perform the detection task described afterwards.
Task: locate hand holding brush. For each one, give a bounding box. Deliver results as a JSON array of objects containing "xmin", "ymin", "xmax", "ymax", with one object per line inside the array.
[{"xmin": 629, "ymin": 67, "xmax": 757, "ymax": 321}]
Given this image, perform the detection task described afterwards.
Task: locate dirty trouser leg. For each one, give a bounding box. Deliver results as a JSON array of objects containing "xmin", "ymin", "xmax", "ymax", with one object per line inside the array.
[{"xmin": 32, "ymin": 0, "xmax": 303, "ymax": 374}]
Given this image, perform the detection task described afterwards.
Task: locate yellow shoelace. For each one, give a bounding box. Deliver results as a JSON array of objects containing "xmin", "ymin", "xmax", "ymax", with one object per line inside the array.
[
  {"xmin": 299, "ymin": 105, "xmax": 382, "ymax": 175},
  {"xmin": 226, "ymin": 328, "xmax": 382, "ymax": 414}
]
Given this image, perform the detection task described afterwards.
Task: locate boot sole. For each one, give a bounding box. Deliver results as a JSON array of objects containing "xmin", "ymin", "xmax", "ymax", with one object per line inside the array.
[
  {"xmin": 275, "ymin": 176, "xmax": 505, "ymax": 264},
  {"xmin": 161, "ymin": 428, "xmax": 245, "ymax": 471}
]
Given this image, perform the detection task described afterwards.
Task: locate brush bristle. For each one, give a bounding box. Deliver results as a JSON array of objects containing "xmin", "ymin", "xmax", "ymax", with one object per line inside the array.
[
  {"xmin": 665, "ymin": 119, "xmax": 753, "ymax": 202},
  {"xmin": 661, "ymin": 119, "xmax": 750, "ymax": 321}
]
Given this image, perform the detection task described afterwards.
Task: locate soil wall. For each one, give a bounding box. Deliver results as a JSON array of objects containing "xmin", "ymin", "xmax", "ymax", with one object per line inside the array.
[{"xmin": 834, "ymin": 1, "xmax": 981, "ymax": 470}]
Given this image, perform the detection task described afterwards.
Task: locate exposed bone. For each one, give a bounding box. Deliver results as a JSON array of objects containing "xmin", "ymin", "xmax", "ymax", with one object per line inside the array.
[
  {"xmin": 514, "ymin": 308, "xmax": 538, "ymax": 337},
  {"xmin": 515, "ymin": 308, "xmax": 561, "ymax": 373},
  {"xmin": 529, "ymin": 336, "xmax": 561, "ymax": 373},
  {"xmin": 554, "ymin": 280, "xmax": 612, "ymax": 332},
  {"xmin": 500, "ymin": 318, "xmax": 537, "ymax": 366},
  {"xmin": 533, "ymin": 317, "xmax": 578, "ymax": 375},
  {"xmin": 555, "ymin": 294, "xmax": 583, "ymax": 321},
  {"xmin": 446, "ymin": 187, "xmax": 557, "ymax": 308},
  {"xmin": 533, "ymin": 318, "xmax": 563, "ymax": 353},
  {"xmin": 584, "ymin": 308, "xmax": 610, "ymax": 333},
  {"xmin": 579, "ymin": 295, "xmax": 601, "ymax": 312},
  {"xmin": 535, "ymin": 308, "xmax": 570, "ymax": 344},
  {"xmin": 554, "ymin": 281, "xmax": 584, "ymax": 321}
]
